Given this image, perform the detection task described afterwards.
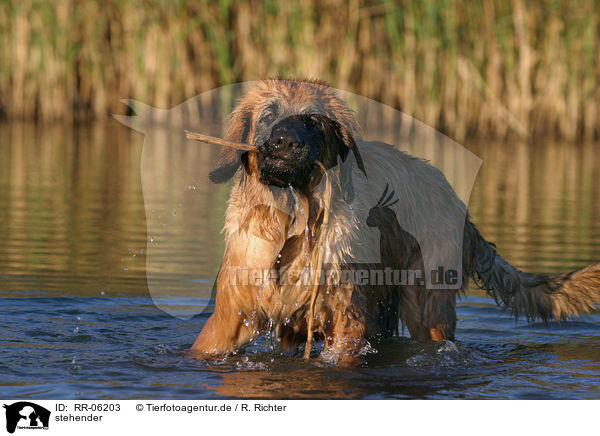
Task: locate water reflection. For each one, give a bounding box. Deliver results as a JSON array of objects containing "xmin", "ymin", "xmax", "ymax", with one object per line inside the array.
[
  {"xmin": 469, "ymin": 141, "xmax": 600, "ymax": 275},
  {"xmin": 0, "ymin": 121, "xmax": 223, "ymax": 297},
  {"xmin": 208, "ymin": 360, "xmax": 362, "ymax": 399},
  {"xmin": 1, "ymin": 122, "xmax": 599, "ymax": 299}
]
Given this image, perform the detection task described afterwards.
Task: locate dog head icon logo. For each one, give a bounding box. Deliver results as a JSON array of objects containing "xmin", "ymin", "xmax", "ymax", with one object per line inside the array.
[{"xmin": 3, "ymin": 402, "xmax": 50, "ymax": 434}]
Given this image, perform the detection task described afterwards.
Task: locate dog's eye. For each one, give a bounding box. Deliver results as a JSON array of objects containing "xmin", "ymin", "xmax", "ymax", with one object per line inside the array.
[{"xmin": 261, "ymin": 112, "xmax": 275, "ymax": 124}]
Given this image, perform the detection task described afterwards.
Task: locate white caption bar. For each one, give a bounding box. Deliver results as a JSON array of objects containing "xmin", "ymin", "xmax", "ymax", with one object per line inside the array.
[{"xmin": 0, "ymin": 400, "xmax": 593, "ymax": 436}]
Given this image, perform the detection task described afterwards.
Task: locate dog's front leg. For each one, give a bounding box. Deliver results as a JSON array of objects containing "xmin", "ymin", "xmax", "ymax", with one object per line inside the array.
[
  {"xmin": 320, "ymin": 306, "xmax": 367, "ymax": 367},
  {"xmin": 191, "ymin": 266, "xmax": 263, "ymax": 355},
  {"xmin": 192, "ymin": 311, "xmax": 250, "ymax": 355},
  {"xmin": 192, "ymin": 208, "xmax": 289, "ymax": 356}
]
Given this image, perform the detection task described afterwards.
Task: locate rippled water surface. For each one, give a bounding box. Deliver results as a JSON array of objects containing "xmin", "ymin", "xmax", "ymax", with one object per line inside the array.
[{"xmin": 1, "ymin": 121, "xmax": 599, "ymax": 399}]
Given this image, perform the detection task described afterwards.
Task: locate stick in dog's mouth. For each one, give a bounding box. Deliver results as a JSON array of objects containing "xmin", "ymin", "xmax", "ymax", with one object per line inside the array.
[{"xmin": 184, "ymin": 130, "xmax": 257, "ymax": 151}]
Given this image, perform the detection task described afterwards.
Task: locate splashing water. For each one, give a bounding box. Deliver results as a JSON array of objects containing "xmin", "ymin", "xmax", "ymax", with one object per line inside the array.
[{"xmin": 265, "ymin": 318, "xmax": 276, "ymax": 352}]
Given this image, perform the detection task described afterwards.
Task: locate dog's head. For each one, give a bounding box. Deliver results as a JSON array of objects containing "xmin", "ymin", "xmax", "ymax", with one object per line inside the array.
[{"xmin": 209, "ymin": 79, "xmax": 366, "ymax": 191}]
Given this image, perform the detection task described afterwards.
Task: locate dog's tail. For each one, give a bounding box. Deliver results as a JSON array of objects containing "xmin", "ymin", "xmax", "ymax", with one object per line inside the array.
[{"xmin": 464, "ymin": 219, "xmax": 600, "ymax": 321}]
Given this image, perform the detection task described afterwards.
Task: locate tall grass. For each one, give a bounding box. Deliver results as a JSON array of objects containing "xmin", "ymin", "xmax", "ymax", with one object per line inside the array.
[{"xmin": 1, "ymin": 0, "xmax": 599, "ymax": 141}]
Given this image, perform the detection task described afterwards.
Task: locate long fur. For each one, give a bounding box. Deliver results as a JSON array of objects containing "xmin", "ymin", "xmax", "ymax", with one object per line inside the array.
[
  {"xmin": 192, "ymin": 79, "xmax": 600, "ymax": 364},
  {"xmin": 465, "ymin": 220, "xmax": 600, "ymax": 321}
]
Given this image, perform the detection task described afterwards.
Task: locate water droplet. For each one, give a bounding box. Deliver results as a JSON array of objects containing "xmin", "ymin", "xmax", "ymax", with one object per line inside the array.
[
  {"xmin": 173, "ymin": 212, "xmax": 177, "ymax": 216},
  {"xmin": 132, "ymin": 254, "xmax": 136, "ymax": 257},
  {"xmin": 140, "ymin": 248, "xmax": 144, "ymax": 254},
  {"xmin": 73, "ymin": 327, "xmax": 79, "ymax": 333},
  {"xmin": 237, "ymin": 310, "xmax": 242, "ymax": 315},
  {"xmin": 149, "ymin": 237, "xmax": 155, "ymax": 242},
  {"xmin": 243, "ymin": 319, "xmax": 250, "ymax": 326},
  {"xmin": 124, "ymin": 267, "xmax": 129, "ymax": 271},
  {"xmin": 76, "ymin": 316, "xmax": 81, "ymax": 321},
  {"xmin": 179, "ymin": 202, "xmax": 183, "ymax": 207},
  {"xmin": 101, "ymin": 290, "xmax": 105, "ymax": 296}
]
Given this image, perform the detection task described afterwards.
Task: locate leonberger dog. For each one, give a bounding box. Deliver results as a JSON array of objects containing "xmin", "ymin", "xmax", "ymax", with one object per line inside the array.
[{"xmin": 191, "ymin": 78, "xmax": 600, "ymax": 365}]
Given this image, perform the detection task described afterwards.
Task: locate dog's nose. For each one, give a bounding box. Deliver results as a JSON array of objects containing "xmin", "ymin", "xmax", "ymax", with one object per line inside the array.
[{"xmin": 267, "ymin": 130, "xmax": 301, "ymax": 154}]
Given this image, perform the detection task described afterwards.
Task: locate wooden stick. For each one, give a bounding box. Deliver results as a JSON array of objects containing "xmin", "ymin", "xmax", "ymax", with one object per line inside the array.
[
  {"xmin": 184, "ymin": 130, "xmax": 257, "ymax": 151},
  {"xmin": 303, "ymin": 161, "xmax": 332, "ymax": 360}
]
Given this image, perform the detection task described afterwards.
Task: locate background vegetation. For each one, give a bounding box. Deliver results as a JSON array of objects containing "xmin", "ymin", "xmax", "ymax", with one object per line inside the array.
[{"xmin": 1, "ymin": 0, "xmax": 599, "ymax": 141}]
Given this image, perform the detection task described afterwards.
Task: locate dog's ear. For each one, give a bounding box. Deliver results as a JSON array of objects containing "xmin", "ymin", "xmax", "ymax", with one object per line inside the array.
[
  {"xmin": 314, "ymin": 115, "xmax": 366, "ymax": 176},
  {"xmin": 209, "ymin": 148, "xmax": 246, "ymax": 184},
  {"xmin": 208, "ymin": 107, "xmax": 253, "ymax": 183},
  {"xmin": 313, "ymin": 114, "xmax": 366, "ymax": 203}
]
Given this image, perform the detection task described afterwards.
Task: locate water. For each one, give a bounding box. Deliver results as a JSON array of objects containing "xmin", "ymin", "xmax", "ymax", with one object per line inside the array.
[{"xmin": 1, "ymin": 122, "xmax": 599, "ymax": 399}]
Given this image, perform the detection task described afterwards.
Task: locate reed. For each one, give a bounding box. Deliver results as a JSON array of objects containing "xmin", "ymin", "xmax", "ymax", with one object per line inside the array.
[{"xmin": 1, "ymin": 0, "xmax": 599, "ymax": 141}]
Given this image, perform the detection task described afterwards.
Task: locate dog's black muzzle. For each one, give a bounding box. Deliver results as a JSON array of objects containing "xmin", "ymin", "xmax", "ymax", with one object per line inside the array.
[{"xmin": 257, "ymin": 115, "xmax": 321, "ymax": 188}]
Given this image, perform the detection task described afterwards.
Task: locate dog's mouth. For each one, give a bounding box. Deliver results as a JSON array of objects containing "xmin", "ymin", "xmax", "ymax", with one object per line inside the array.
[
  {"xmin": 258, "ymin": 152, "xmax": 288, "ymax": 186},
  {"xmin": 255, "ymin": 114, "xmax": 324, "ymax": 188},
  {"xmin": 257, "ymin": 151, "xmax": 314, "ymax": 187}
]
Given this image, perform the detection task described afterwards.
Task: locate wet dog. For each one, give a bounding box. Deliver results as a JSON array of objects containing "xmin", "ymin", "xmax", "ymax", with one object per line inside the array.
[{"xmin": 192, "ymin": 78, "xmax": 600, "ymax": 364}]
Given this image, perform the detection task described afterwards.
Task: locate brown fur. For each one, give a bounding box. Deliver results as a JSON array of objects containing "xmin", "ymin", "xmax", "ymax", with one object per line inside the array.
[{"xmin": 192, "ymin": 79, "xmax": 600, "ymax": 365}]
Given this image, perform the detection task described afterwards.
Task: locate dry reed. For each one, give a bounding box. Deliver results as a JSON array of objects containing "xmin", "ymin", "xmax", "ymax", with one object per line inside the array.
[{"xmin": 1, "ymin": 0, "xmax": 599, "ymax": 141}]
